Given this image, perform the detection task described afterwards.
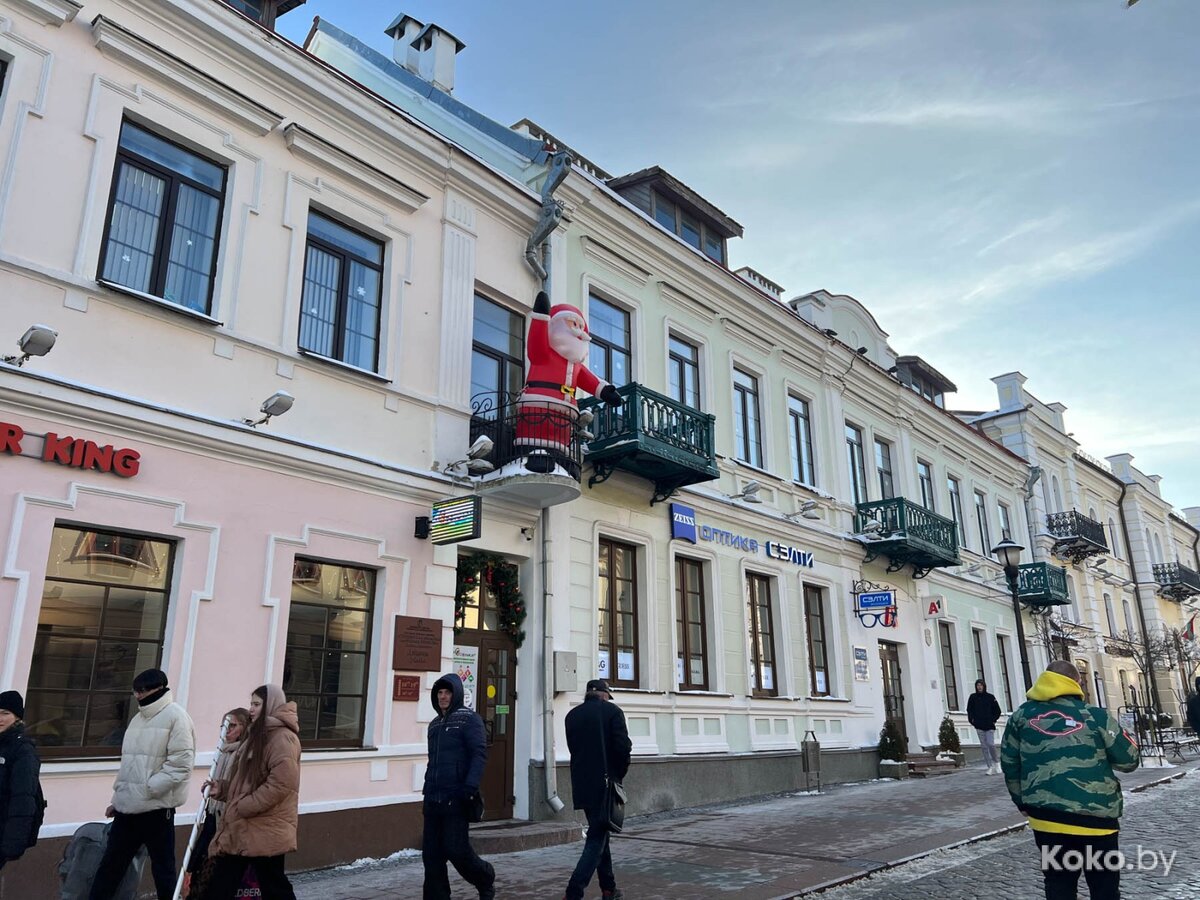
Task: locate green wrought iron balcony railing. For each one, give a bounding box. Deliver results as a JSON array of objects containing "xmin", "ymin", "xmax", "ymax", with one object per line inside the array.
[
  {"xmin": 1153, "ymin": 562, "xmax": 1200, "ymax": 602},
  {"xmin": 1045, "ymin": 510, "xmax": 1108, "ymax": 563},
  {"xmin": 1016, "ymin": 562, "xmax": 1070, "ymax": 607},
  {"xmin": 854, "ymin": 497, "xmax": 960, "ymax": 579},
  {"xmin": 580, "ymin": 383, "xmax": 718, "ymax": 504}
]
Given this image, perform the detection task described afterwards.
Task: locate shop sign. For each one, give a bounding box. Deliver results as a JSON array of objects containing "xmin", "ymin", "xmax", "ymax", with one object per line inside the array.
[
  {"xmin": 857, "ymin": 590, "xmax": 895, "ymax": 610},
  {"xmin": 1, "ymin": 420, "xmax": 141, "ymax": 478},
  {"xmin": 853, "ymin": 646, "xmax": 871, "ymax": 682},
  {"xmin": 924, "ymin": 596, "xmax": 946, "ymax": 619},
  {"xmin": 453, "ymin": 644, "xmax": 479, "ymax": 710},
  {"xmin": 392, "ymin": 615, "xmax": 442, "ymax": 671},
  {"xmin": 668, "ymin": 502, "xmax": 814, "ymax": 568},
  {"xmin": 429, "ymin": 496, "xmax": 482, "ymax": 545}
]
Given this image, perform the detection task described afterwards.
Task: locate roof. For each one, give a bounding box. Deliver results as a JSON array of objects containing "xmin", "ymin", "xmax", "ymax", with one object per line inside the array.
[
  {"xmin": 511, "ymin": 119, "xmax": 611, "ymax": 181},
  {"xmin": 278, "ymin": 0, "xmax": 306, "ymax": 15},
  {"xmin": 895, "ymin": 355, "xmax": 957, "ymax": 393},
  {"xmin": 606, "ymin": 166, "xmax": 744, "ymax": 239}
]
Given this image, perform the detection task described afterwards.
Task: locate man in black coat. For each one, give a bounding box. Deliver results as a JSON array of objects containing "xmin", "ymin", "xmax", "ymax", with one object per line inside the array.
[
  {"xmin": 563, "ymin": 679, "xmax": 631, "ymax": 900},
  {"xmin": 422, "ymin": 673, "xmax": 495, "ymax": 900},
  {"xmin": 967, "ymin": 679, "xmax": 1003, "ymax": 775},
  {"xmin": 1187, "ymin": 676, "xmax": 1200, "ymax": 737},
  {"xmin": 0, "ymin": 690, "xmax": 43, "ymax": 871}
]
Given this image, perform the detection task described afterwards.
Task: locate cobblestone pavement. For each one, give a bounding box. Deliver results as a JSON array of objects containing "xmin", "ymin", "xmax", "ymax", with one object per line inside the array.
[
  {"xmin": 812, "ymin": 771, "xmax": 1199, "ymax": 900},
  {"xmin": 291, "ymin": 762, "xmax": 1194, "ymax": 899}
]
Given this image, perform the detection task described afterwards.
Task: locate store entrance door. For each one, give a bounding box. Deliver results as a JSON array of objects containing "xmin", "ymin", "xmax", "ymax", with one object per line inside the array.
[{"xmin": 879, "ymin": 641, "xmax": 907, "ymax": 747}]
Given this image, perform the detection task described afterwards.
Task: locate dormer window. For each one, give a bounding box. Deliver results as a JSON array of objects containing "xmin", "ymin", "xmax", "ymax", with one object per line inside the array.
[
  {"xmin": 221, "ymin": 0, "xmax": 305, "ymax": 30},
  {"xmin": 651, "ymin": 191, "xmax": 726, "ymax": 264}
]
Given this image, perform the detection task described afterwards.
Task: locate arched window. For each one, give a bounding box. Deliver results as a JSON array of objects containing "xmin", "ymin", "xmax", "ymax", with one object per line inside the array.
[
  {"xmin": 1051, "ymin": 476, "xmax": 1063, "ymax": 513},
  {"xmin": 1109, "ymin": 518, "xmax": 1121, "ymax": 559},
  {"xmin": 1122, "ymin": 596, "xmax": 1137, "ymax": 635},
  {"xmin": 1103, "ymin": 593, "xmax": 1117, "ymax": 637},
  {"xmin": 1153, "ymin": 534, "xmax": 1164, "ymax": 565}
]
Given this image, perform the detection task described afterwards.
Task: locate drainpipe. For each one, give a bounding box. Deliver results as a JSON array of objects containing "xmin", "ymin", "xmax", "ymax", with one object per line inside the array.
[
  {"xmin": 525, "ymin": 151, "xmax": 571, "ymax": 815},
  {"xmin": 1020, "ymin": 466, "xmax": 1043, "ymax": 667},
  {"xmin": 1116, "ymin": 481, "xmax": 1162, "ymax": 714}
]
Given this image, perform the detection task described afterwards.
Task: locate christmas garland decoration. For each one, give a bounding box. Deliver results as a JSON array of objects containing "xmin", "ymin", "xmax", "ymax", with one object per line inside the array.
[{"xmin": 455, "ymin": 551, "xmax": 526, "ymax": 647}]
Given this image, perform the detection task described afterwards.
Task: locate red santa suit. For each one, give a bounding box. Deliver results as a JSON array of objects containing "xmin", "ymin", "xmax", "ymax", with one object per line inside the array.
[{"xmin": 515, "ymin": 300, "xmax": 612, "ymax": 452}]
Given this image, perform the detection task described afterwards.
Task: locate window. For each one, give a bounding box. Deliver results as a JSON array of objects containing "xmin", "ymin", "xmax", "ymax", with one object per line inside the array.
[
  {"xmin": 588, "ymin": 295, "xmax": 631, "ymax": 388},
  {"xmin": 1109, "ymin": 519, "xmax": 1122, "ymax": 559},
  {"xmin": 846, "ymin": 424, "xmax": 868, "ymax": 504},
  {"xmin": 998, "ymin": 502, "xmax": 1013, "ymax": 542},
  {"xmin": 221, "ymin": 0, "xmax": 290, "ymax": 28},
  {"xmin": 298, "ymin": 211, "xmax": 384, "ymax": 371},
  {"xmin": 975, "ymin": 491, "xmax": 991, "ymax": 554},
  {"xmin": 788, "ymin": 395, "xmax": 815, "ymax": 486},
  {"xmin": 1122, "ymin": 597, "xmax": 1137, "ymax": 636},
  {"xmin": 471, "ymin": 295, "xmax": 524, "ymax": 404},
  {"xmin": 917, "ymin": 460, "xmax": 936, "ymax": 511},
  {"xmin": 746, "ymin": 573, "xmax": 777, "ymax": 696},
  {"xmin": 947, "ymin": 477, "xmax": 966, "ymax": 547},
  {"xmin": 99, "ymin": 121, "xmax": 226, "ymax": 314},
  {"xmin": 650, "ymin": 190, "xmax": 726, "ymax": 264},
  {"xmin": 972, "ymin": 629, "xmax": 986, "ymax": 682},
  {"xmin": 26, "ymin": 525, "xmax": 174, "ymax": 756},
  {"xmin": 733, "ymin": 368, "xmax": 763, "ymax": 468},
  {"xmin": 668, "ymin": 335, "xmax": 700, "ymax": 409},
  {"xmin": 598, "ymin": 539, "xmax": 639, "ymax": 688},
  {"xmin": 675, "ymin": 558, "xmax": 708, "ymax": 691},
  {"xmin": 284, "ymin": 558, "xmax": 374, "ymax": 746},
  {"xmin": 874, "ymin": 438, "xmax": 894, "ymax": 500},
  {"xmin": 804, "ymin": 585, "xmax": 830, "ymax": 696},
  {"xmin": 1103, "ymin": 593, "xmax": 1118, "ymax": 638},
  {"xmin": 996, "ymin": 636, "xmax": 1015, "ymax": 711},
  {"xmin": 938, "ymin": 622, "xmax": 960, "ymax": 711}
]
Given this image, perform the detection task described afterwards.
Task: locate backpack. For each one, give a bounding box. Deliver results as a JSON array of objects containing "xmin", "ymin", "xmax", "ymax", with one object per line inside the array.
[
  {"xmin": 29, "ymin": 773, "xmax": 46, "ymax": 847},
  {"xmin": 57, "ymin": 821, "xmax": 147, "ymax": 900}
]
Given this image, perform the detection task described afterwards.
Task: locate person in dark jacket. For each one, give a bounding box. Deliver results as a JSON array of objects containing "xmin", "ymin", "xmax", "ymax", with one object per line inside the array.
[
  {"xmin": 0, "ymin": 690, "xmax": 42, "ymax": 871},
  {"xmin": 966, "ymin": 679, "xmax": 1003, "ymax": 774},
  {"xmin": 422, "ymin": 673, "xmax": 494, "ymax": 900},
  {"xmin": 1187, "ymin": 676, "xmax": 1200, "ymax": 737},
  {"xmin": 563, "ymin": 679, "xmax": 631, "ymax": 900}
]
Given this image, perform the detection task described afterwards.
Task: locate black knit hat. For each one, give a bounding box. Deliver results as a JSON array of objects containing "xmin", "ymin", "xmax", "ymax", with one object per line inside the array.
[
  {"xmin": 132, "ymin": 668, "xmax": 168, "ymax": 692},
  {"xmin": 0, "ymin": 690, "xmax": 24, "ymax": 719}
]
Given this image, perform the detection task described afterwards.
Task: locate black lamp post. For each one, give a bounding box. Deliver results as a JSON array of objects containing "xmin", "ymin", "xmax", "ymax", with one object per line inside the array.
[{"xmin": 993, "ymin": 538, "xmax": 1034, "ymax": 691}]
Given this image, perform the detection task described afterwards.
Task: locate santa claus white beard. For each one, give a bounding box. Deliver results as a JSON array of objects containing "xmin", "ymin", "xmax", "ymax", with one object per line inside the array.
[{"xmin": 549, "ymin": 322, "xmax": 589, "ymax": 363}]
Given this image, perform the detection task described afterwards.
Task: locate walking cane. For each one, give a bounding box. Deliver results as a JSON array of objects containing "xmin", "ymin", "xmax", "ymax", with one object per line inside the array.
[{"xmin": 173, "ymin": 716, "xmax": 230, "ymax": 900}]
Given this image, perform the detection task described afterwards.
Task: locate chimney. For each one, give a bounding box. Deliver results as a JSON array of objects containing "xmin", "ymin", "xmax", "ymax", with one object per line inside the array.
[
  {"xmin": 411, "ymin": 23, "xmax": 465, "ymax": 94},
  {"xmin": 384, "ymin": 14, "xmax": 424, "ymax": 72}
]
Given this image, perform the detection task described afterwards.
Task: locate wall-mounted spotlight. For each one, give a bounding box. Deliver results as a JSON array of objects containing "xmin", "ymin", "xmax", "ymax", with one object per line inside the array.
[
  {"xmin": 442, "ymin": 434, "xmax": 496, "ymax": 478},
  {"xmin": 2, "ymin": 324, "xmax": 57, "ymax": 367},
  {"xmin": 785, "ymin": 500, "xmax": 821, "ymax": 521},
  {"xmin": 822, "ymin": 328, "xmax": 838, "ymax": 337},
  {"xmin": 856, "ymin": 346, "xmax": 869, "ymax": 355},
  {"xmin": 242, "ymin": 390, "xmax": 295, "ymax": 427},
  {"xmin": 728, "ymin": 480, "xmax": 763, "ymax": 504},
  {"xmin": 519, "ymin": 526, "xmax": 535, "ymax": 542}
]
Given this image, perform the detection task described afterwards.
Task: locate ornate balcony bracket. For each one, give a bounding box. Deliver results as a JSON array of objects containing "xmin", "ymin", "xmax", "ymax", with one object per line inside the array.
[
  {"xmin": 1153, "ymin": 563, "xmax": 1200, "ymax": 603},
  {"xmin": 1045, "ymin": 510, "xmax": 1108, "ymax": 564}
]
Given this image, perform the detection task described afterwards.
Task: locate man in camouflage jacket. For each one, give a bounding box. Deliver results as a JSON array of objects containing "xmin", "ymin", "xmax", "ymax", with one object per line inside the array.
[{"xmin": 1001, "ymin": 660, "xmax": 1139, "ymax": 900}]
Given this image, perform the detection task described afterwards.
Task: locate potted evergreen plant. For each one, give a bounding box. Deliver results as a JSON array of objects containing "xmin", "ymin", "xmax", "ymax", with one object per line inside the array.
[
  {"xmin": 937, "ymin": 714, "xmax": 966, "ymax": 767},
  {"xmin": 877, "ymin": 720, "xmax": 908, "ymax": 779}
]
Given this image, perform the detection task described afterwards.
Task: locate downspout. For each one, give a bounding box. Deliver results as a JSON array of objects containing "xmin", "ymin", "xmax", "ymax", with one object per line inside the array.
[
  {"xmin": 1116, "ymin": 480, "xmax": 1162, "ymax": 713},
  {"xmin": 525, "ymin": 149, "xmax": 571, "ymax": 815},
  {"xmin": 1021, "ymin": 466, "xmax": 1044, "ymax": 663}
]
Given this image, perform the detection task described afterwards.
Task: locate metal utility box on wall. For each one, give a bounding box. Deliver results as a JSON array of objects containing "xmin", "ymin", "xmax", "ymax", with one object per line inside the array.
[{"xmin": 554, "ymin": 651, "xmax": 577, "ymax": 693}]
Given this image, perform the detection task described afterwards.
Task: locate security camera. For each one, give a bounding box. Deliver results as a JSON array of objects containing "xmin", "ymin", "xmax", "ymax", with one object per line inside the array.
[{"xmin": 467, "ymin": 434, "xmax": 494, "ymax": 459}]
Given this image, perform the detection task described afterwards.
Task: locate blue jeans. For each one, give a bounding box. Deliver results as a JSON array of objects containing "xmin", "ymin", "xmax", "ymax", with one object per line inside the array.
[{"xmin": 565, "ymin": 806, "xmax": 616, "ymax": 900}]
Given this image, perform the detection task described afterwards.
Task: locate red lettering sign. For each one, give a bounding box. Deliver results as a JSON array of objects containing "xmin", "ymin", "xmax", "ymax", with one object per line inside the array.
[
  {"xmin": 42, "ymin": 432, "xmax": 73, "ymax": 465},
  {"xmin": 2, "ymin": 421, "xmax": 141, "ymax": 478},
  {"xmin": 0, "ymin": 422, "xmax": 22, "ymax": 455}
]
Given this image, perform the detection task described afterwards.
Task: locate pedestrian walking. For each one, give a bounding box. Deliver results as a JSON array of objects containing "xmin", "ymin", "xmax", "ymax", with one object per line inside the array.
[
  {"xmin": 0, "ymin": 690, "xmax": 44, "ymax": 871},
  {"xmin": 1186, "ymin": 676, "xmax": 1200, "ymax": 737},
  {"xmin": 182, "ymin": 708, "xmax": 249, "ymax": 897},
  {"xmin": 201, "ymin": 685, "xmax": 300, "ymax": 899},
  {"xmin": 422, "ymin": 672, "xmax": 494, "ymax": 900},
  {"xmin": 562, "ymin": 679, "xmax": 631, "ymax": 900},
  {"xmin": 89, "ymin": 668, "xmax": 195, "ymax": 900},
  {"xmin": 1001, "ymin": 660, "xmax": 1139, "ymax": 900},
  {"xmin": 967, "ymin": 679, "xmax": 1003, "ymax": 774}
]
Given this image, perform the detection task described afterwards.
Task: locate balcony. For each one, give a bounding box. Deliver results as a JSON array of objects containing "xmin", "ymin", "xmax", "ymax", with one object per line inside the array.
[
  {"xmin": 1045, "ymin": 510, "xmax": 1108, "ymax": 563},
  {"xmin": 579, "ymin": 383, "xmax": 718, "ymax": 505},
  {"xmin": 467, "ymin": 392, "xmax": 584, "ymax": 508},
  {"xmin": 1016, "ymin": 562, "xmax": 1070, "ymax": 608},
  {"xmin": 1153, "ymin": 562, "xmax": 1200, "ymax": 602},
  {"xmin": 854, "ymin": 497, "xmax": 960, "ymax": 579}
]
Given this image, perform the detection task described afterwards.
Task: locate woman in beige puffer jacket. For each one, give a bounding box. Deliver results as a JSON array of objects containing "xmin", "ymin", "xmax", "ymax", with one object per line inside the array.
[{"xmin": 201, "ymin": 685, "xmax": 300, "ymax": 899}]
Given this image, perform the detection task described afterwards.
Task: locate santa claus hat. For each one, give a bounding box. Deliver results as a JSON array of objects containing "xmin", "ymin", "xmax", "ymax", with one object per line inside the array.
[{"xmin": 550, "ymin": 304, "xmax": 588, "ymax": 329}]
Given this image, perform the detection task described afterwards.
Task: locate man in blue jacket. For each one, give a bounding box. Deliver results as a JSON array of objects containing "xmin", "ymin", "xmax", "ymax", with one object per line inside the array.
[{"xmin": 422, "ymin": 673, "xmax": 495, "ymax": 900}]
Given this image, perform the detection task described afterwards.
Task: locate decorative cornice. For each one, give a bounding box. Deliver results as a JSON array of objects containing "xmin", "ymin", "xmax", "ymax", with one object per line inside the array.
[
  {"xmin": 6, "ymin": 0, "xmax": 80, "ymax": 27},
  {"xmin": 91, "ymin": 15, "xmax": 284, "ymax": 137},
  {"xmin": 283, "ymin": 124, "xmax": 428, "ymax": 214},
  {"xmin": 721, "ymin": 317, "xmax": 774, "ymax": 358},
  {"xmin": 658, "ymin": 280, "xmax": 719, "ymax": 323},
  {"xmin": 580, "ymin": 235, "xmax": 652, "ymax": 287}
]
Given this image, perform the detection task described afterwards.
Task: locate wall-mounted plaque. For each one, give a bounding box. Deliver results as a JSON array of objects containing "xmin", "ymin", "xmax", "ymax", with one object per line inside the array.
[{"xmin": 392, "ymin": 615, "xmax": 442, "ymax": 671}]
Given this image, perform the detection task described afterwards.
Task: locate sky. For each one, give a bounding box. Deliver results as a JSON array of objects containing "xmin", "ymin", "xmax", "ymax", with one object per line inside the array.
[{"xmin": 279, "ymin": 1, "xmax": 1200, "ymax": 509}]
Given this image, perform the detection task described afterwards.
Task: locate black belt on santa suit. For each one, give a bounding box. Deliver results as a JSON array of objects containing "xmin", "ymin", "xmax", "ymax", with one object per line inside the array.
[{"xmin": 525, "ymin": 380, "xmax": 576, "ymax": 398}]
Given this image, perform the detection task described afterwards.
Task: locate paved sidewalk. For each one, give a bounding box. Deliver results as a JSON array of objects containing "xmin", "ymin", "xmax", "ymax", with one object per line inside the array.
[{"xmin": 292, "ymin": 761, "xmax": 1194, "ymax": 899}]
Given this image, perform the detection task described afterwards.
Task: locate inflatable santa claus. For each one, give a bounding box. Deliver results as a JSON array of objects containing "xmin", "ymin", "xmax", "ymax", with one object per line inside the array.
[{"xmin": 516, "ymin": 290, "xmax": 623, "ymax": 467}]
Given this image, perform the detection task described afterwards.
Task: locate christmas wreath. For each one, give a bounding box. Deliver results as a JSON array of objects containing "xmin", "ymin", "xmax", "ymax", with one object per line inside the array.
[{"xmin": 455, "ymin": 551, "xmax": 526, "ymax": 647}]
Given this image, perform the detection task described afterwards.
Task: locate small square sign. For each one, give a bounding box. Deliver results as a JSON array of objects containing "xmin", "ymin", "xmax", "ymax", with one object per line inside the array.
[{"xmin": 669, "ymin": 502, "xmax": 697, "ymax": 543}]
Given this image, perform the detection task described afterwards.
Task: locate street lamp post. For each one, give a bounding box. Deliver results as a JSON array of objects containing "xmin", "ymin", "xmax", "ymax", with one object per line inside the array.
[{"xmin": 993, "ymin": 538, "xmax": 1034, "ymax": 691}]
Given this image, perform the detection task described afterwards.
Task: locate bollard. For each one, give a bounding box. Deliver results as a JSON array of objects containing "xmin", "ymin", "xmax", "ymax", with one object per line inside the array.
[{"xmin": 801, "ymin": 729, "xmax": 821, "ymax": 793}]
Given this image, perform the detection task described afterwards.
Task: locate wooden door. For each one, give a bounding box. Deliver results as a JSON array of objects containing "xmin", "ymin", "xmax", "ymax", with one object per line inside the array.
[
  {"xmin": 477, "ymin": 634, "xmax": 516, "ymax": 820},
  {"xmin": 879, "ymin": 641, "xmax": 907, "ymax": 746}
]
